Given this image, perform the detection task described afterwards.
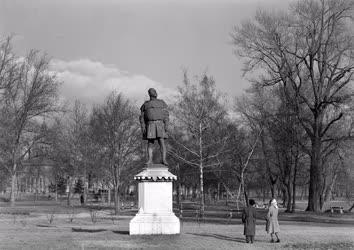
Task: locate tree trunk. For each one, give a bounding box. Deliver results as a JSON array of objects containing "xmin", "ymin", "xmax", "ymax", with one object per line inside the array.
[
  {"xmin": 67, "ymin": 191, "xmax": 71, "ymax": 206},
  {"xmin": 83, "ymin": 170, "xmax": 87, "ymax": 205},
  {"xmin": 10, "ymin": 172, "xmax": 16, "ymax": 207},
  {"xmin": 199, "ymin": 163, "xmax": 204, "ymax": 215},
  {"xmin": 281, "ymin": 187, "xmax": 287, "ymax": 208},
  {"xmin": 67, "ymin": 178, "xmax": 72, "ymax": 206},
  {"xmin": 35, "ymin": 176, "xmax": 39, "ymax": 202},
  {"xmin": 199, "ymin": 123, "xmax": 204, "ymax": 217},
  {"xmin": 217, "ymin": 182, "xmax": 220, "ymax": 201},
  {"xmin": 55, "ymin": 183, "xmax": 58, "ymax": 202},
  {"xmin": 226, "ymin": 189, "xmax": 229, "ymax": 206},
  {"xmin": 286, "ymin": 183, "xmax": 292, "ymax": 212},
  {"xmin": 319, "ymin": 193, "xmax": 324, "ymax": 210},
  {"xmin": 177, "ymin": 181, "xmax": 182, "ymax": 211},
  {"xmin": 66, "ymin": 190, "xmax": 71, "ymax": 206},
  {"xmin": 29, "ymin": 177, "xmax": 32, "ymax": 193},
  {"xmin": 243, "ymin": 184, "xmax": 248, "ymax": 206},
  {"xmin": 261, "ymin": 132, "xmax": 276, "ymax": 200},
  {"xmin": 176, "ymin": 164, "xmax": 182, "ymax": 211},
  {"xmin": 291, "ymin": 160, "xmax": 297, "ymax": 213},
  {"xmin": 24, "ymin": 178, "xmax": 27, "ymax": 193},
  {"xmin": 16, "ymin": 175, "xmax": 20, "ymax": 196},
  {"xmin": 262, "ymin": 187, "xmax": 266, "ymax": 202},
  {"xmin": 307, "ymin": 136, "xmax": 322, "ymax": 212},
  {"xmin": 270, "ymin": 183, "xmax": 275, "ymax": 199},
  {"xmin": 176, "ymin": 164, "xmax": 181, "ymax": 209},
  {"xmin": 114, "ymin": 185, "xmax": 119, "ymax": 215}
]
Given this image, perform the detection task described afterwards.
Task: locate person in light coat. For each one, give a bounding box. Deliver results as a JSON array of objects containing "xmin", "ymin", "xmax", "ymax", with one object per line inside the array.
[{"xmin": 266, "ymin": 198, "xmax": 280, "ymax": 243}]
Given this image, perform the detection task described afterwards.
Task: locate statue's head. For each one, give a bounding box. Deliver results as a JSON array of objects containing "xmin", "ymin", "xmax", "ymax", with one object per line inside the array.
[{"xmin": 148, "ymin": 88, "xmax": 157, "ymax": 98}]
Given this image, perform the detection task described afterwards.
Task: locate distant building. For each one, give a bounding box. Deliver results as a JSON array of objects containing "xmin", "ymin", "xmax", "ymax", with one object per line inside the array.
[{"xmin": 14, "ymin": 158, "xmax": 55, "ymax": 194}]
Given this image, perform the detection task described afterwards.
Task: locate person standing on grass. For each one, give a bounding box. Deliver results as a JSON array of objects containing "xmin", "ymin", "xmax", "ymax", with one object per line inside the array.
[
  {"xmin": 267, "ymin": 198, "xmax": 280, "ymax": 243},
  {"xmin": 242, "ymin": 199, "xmax": 257, "ymax": 244}
]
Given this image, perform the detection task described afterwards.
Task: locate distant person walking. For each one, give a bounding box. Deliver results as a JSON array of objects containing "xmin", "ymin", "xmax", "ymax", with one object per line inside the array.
[
  {"xmin": 242, "ymin": 199, "xmax": 257, "ymax": 244},
  {"xmin": 266, "ymin": 198, "xmax": 280, "ymax": 243}
]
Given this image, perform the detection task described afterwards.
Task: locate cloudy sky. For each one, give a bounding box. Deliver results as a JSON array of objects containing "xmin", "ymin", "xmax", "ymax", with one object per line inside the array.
[{"xmin": 0, "ymin": 0, "xmax": 291, "ymax": 106}]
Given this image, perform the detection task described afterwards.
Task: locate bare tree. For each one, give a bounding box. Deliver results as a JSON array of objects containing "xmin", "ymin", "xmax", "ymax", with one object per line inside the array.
[
  {"xmin": 0, "ymin": 45, "xmax": 60, "ymax": 206},
  {"xmin": 65, "ymin": 101, "xmax": 91, "ymax": 206},
  {"xmin": 90, "ymin": 92, "xmax": 140, "ymax": 214},
  {"xmin": 236, "ymin": 87, "xmax": 281, "ymax": 199},
  {"xmin": 51, "ymin": 101, "xmax": 90, "ymax": 206},
  {"xmin": 169, "ymin": 72, "xmax": 228, "ymax": 216},
  {"xmin": 232, "ymin": 0, "xmax": 354, "ymax": 211},
  {"xmin": 224, "ymin": 123, "xmax": 261, "ymax": 210}
]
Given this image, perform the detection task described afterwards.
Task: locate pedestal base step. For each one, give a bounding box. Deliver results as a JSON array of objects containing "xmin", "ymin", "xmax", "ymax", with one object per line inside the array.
[{"xmin": 129, "ymin": 212, "xmax": 180, "ymax": 235}]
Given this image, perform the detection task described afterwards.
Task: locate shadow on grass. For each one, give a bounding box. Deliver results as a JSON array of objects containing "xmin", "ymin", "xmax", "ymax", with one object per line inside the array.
[
  {"xmin": 283, "ymin": 242, "xmax": 354, "ymax": 249},
  {"xmin": 36, "ymin": 224, "xmax": 56, "ymax": 228},
  {"xmin": 112, "ymin": 230, "xmax": 130, "ymax": 235},
  {"xmin": 0, "ymin": 211, "xmax": 30, "ymax": 215},
  {"xmin": 71, "ymin": 227, "xmax": 107, "ymax": 233},
  {"xmin": 187, "ymin": 233, "xmax": 246, "ymax": 243}
]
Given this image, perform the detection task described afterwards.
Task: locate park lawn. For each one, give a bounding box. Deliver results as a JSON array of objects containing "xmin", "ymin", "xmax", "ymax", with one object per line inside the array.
[
  {"xmin": 0, "ymin": 212, "xmax": 353, "ymax": 250},
  {"xmin": 1, "ymin": 198, "xmax": 354, "ymax": 249}
]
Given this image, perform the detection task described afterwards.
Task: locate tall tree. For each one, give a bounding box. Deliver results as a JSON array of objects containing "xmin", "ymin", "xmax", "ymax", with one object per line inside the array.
[
  {"xmin": 66, "ymin": 101, "xmax": 91, "ymax": 205},
  {"xmin": 0, "ymin": 43, "xmax": 60, "ymax": 206},
  {"xmin": 90, "ymin": 92, "xmax": 140, "ymax": 214},
  {"xmin": 236, "ymin": 87, "xmax": 281, "ymax": 200},
  {"xmin": 49, "ymin": 101, "xmax": 90, "ymax": 206},
  {"xmin": 169, "ymin": 72, "xmax": 228, "ymax": 216},
  {"xmin": 223, "ymin": 122, "xmax": 261, "ymax": 209},
  {"xmin": 232, "ymin": 0, "xmax": 354, "ymax": 211}
]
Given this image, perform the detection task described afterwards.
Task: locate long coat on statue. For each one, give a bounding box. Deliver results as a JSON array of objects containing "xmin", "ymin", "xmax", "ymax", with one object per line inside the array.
[{"xmin": 242, "ymin": 206, "xmax": 257, "ymax": 236}]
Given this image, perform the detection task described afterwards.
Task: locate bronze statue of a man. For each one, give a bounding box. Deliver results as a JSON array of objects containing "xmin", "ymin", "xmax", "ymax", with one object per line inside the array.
[{"xmin": 139, "ymin": 88, "xmax": 169, "ymax": 166}]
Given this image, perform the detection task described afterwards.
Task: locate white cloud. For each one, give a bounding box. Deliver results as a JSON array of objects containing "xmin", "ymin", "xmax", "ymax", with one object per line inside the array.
[{"xmin": 49, "ymin": 58, "xmax": 176, "ymax": 107}]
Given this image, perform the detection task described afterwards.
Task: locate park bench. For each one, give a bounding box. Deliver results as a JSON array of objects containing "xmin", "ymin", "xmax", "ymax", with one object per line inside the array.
[
  {"xmin": 330, "ymin": 206, "xmax": 343, "ymax": 214},
  {"xmin": 121, "ymin": 201, "xmax": 134, "ymax": 210},
  {"xmin": 227, "ymin": 209, "xmax": 244, "ymax": 217}
]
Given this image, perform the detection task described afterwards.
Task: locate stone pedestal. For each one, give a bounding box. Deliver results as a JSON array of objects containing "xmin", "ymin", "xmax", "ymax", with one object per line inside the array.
[{"xmin": 129, "ymin": 164, "xmax": 180, "ymax": 235}]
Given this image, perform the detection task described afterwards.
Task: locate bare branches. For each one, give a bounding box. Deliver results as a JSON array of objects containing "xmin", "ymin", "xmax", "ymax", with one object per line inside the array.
[
  {"xmin": 0, "ymin": 38, "xmax": 61, "ymax": 206},
  {"xmin": 168, "ymin": 150, "xmax": 199, "ymax": 167},
  {"xmin": 89, "ymin": 92, "xmax": 140, "ymax": 214},
  {"xmin": 169, "ymin": 135, "xmax": 200, "ymax": 158},
  {"xmin": 232, "ymin": 0, "xmax": 354, "ymax": 122},
  {"xmin": 232, "ymin": 0, "xmax": 354, "ymax": 211}
]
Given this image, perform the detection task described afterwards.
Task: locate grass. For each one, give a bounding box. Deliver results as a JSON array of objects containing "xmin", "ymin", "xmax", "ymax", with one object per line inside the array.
[
  {"xmin": 0, "ymin": 215, "xmax": 353, "ymax": 250},
  {"xmin": 283, "ymin": 242, "xmax": 354, "ymax": 250},
  {"xmin": 0, "ymin": 205, "xmax": 353, "ymax": 250},
  {"xmin": 0, "ymin": 196, "xmax": 353, "ymax": 249}
]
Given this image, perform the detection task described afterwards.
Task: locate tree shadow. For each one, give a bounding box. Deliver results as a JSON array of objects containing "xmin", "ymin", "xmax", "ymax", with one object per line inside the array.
[
  {"xmin": 112, "ymin": 230, "xmax": 130, "ymax": 235},
  {"xmin": 187, "ymin": 233, "xmax": 246, "ymax": 243},
  {"xmin": 36, "ymin": 224, "xmax": 56, "ymax": 228},
  {"xmin": 71, "ymin": 227, "xmax": 107, "ymax": 233}
]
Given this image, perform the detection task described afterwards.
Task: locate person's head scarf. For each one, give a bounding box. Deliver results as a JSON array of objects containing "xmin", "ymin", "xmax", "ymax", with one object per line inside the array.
[{"xmin": 271, "ymin": 198, "xmax": 278, "ymax": 209}]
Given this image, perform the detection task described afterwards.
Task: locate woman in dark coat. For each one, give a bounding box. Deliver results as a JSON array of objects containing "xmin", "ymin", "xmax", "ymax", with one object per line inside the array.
[{"xmin": 242, "ymin": 199, "xmax": 257, "ymax": 244}]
